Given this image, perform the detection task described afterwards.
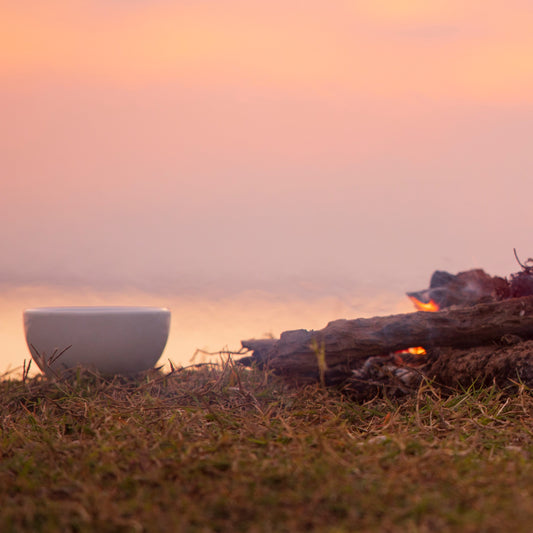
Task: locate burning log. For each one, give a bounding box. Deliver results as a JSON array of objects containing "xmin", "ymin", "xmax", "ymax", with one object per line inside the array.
[
  {"xmin": 407, "ymin": 269, "xmax": 510, "ymax": 310},
  {"xmin": 241, "ymin": 255, "xmax": 533, "ymax": 399},
  {"xmin": 409, "ymin": 253, "xmax": 533, "ymax": 311},
  {"xmin": 241, "ymin": 295, "xmax": 533, "ymax": 395}
]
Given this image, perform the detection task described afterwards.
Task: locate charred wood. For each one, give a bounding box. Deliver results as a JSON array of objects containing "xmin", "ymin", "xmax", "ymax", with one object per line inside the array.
[
  {"xmin": 240, "ymin": 295, "xmax": 533, "ymax": 386},
  {"xmin": 426, "ymin": 340, "xmax": 533, "ymax": 391},
  {"xmin": 407, "ymin": 269, "xmax": 510, "ymax": 309}
]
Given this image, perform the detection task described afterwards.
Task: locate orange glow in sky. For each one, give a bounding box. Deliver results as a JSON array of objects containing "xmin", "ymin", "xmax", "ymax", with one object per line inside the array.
[
  {"xmin": 2, "ymin": 2, "xmax": 533, "ymax": 101},
  {"xmin": 2, "ymin": 1, "xmax": 533, "ymax": 294},
  {"xmin": 2, "ymin": 1, "xmax": 533, "ymax": 372}
]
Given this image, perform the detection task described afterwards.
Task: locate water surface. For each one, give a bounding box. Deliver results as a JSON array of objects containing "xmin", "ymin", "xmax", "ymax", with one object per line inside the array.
[{"xmin": 0, "ymin": 284, "xmax": 413, "ymax": 377}]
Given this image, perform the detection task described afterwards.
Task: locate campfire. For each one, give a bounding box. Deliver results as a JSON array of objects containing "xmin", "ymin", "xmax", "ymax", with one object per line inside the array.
[
  {"xmin": 240, "ymin": 251, "xmax": 533, "ymax": 400},
  {"xmin": 408, "ymin": 297, "xmax": 440, "ymax": 312}
]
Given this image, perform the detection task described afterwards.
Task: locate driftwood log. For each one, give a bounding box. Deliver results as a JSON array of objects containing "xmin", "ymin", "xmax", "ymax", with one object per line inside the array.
[
  {"xmin": 240, "ymin": 295, "xmax": 533, "ymax": 397},
  {"xmin": 407, "ymin": 265, "xmax": 533, "ymax": 310},
  {"xmin": 406, "ymin": 268, "xmax": 510, "ymax": 309}
]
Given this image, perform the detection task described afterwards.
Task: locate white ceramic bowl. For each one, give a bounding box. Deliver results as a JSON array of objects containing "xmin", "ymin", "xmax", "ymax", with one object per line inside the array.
[{"xmin": 23, "ymin": 306, "xmax": 171, "ymax": 376}]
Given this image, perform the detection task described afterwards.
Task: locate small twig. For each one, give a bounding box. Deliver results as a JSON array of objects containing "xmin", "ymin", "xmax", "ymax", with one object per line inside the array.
[
  {"xmin": 22, "ymin": 359, "xmax": 32, "ymax": 383},
  {"xmin": 310, "ymin": 338, "xmax": 327, "ymax": 388},
  {"xmin": 228, "ymin": 356, "xmax": 245, "ymax": 393},
  {"xmin": 190, "ymin": 346, "xmax": 249, "ymax": 363},
  {"xmin": 29, "ymin": 344, "xmax": 72, "ymax": 379},
  {"xmin": 513, "ymin": 248, "xmax": 533, "ymax": 273},
  {"xmin": 49, "ymin": 345, "xmax": 73, "ymax": 366}
]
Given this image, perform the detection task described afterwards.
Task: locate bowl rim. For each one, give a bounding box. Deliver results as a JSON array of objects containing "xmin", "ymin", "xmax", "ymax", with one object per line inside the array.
[{"xmin": 24, "ymin": 306, "xmax": 170, "ymax": 315}]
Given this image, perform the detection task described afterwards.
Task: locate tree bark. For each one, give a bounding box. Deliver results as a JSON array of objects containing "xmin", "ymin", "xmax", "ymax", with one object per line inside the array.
[{"xmin": 241, "ymin": 295, "xmax": 533, "ymax": 384}]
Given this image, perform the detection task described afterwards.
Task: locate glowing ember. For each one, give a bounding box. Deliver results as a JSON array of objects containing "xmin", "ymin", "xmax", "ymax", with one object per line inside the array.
[
  {"xmin": 408, "ymin": 296, "xmax": 440, "ymax": 312},
  {"xmin": 406, "ymin": 346, "xmax": 426, "ymax": 355},
  {"xmin": 392, "ymin": 295, "xmax": 440, "ymax": 366},
  {"xmin": 394, "ymin": 347, "xmax": 426, "ymax": 355},
  {"xmin": 393, "ymin": 346, "xmax": 427, "ymax": 366}
]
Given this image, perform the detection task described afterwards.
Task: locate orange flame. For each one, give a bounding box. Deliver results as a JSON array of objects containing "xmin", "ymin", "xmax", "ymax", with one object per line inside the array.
[
  {"xmin": 393, "ymin": 346, "xmax": 427, "ymax": 366},
  {"xmin": 395, "ymin": 346, "xmax": 426, "ymax": 356},
  {"xmin": 393, "ymin": 294, "xmax": 440, "ymax": 366},
  {"xmin": 408, "ymin": 296, "xmax": 440, "ymax": 312},
  {"xmin": 406, "ymin": 346, "xmax": 426, "ymax": 355}
]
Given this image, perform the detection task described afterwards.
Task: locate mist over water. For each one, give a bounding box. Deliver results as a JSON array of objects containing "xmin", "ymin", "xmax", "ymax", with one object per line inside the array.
[
  {"xmin": 0, "ymin": 282, "xmax": 414, "ymax": 377},
  {"xmin": 3, "ymin": 3, "xmax": 533, "ymax": 378}
]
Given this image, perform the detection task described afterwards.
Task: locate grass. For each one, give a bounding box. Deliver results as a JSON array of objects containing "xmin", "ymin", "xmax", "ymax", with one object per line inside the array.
[{"xmin": 2, "ymin": 359, "xmax": 533, "ymax": 532}]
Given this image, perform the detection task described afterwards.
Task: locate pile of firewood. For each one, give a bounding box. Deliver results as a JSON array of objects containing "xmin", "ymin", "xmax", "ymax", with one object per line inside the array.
[
  {"xmin": 239, "ymin": 252, "xmax": 533, "ymax": 400},
  {"xmin": 406, "ymin": 253, "xmax": 533, "ymax": 309}
]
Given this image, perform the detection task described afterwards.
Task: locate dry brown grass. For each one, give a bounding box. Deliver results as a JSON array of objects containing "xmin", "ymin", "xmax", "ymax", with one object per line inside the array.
[{"xmin": 2, "ymin": 358, "xmax": 533, "ymax": 532}]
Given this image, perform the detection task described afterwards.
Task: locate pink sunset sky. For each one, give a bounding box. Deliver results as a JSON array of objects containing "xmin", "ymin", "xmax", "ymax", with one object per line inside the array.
[{"xmin": 2, "ymin": 1, "xmax": 533, "ymax": 299}]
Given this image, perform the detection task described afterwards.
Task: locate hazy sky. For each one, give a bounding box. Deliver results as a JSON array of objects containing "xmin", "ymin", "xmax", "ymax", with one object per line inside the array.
[{"xmin": 2, "ymin": 1, "xmax": 533, "ymax": 298}]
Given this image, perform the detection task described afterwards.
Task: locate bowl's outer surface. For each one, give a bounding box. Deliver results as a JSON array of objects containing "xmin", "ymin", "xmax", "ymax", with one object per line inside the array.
[{"xmin": 23, "ymin": 307, "xmax": 171, "ymax": 375}]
